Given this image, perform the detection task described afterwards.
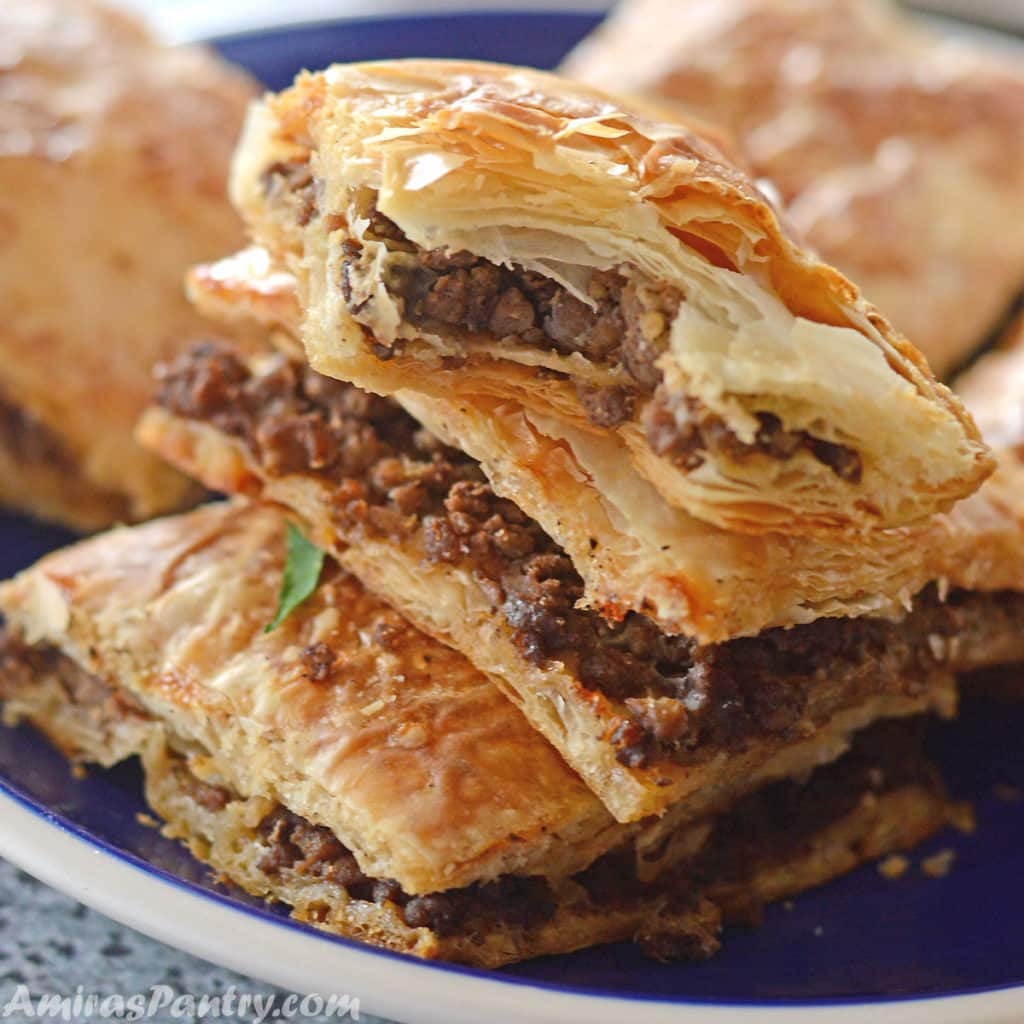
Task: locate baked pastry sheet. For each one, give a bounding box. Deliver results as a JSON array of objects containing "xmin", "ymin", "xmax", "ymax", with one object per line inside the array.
[
  {"xmin": 562, "ymin": 0, "xmax": 1024, "ymax": 379},
  {"xmin": 0, "ymin": 501, "xmax": 625, "ymax": 894},
  {"xmin": 178, "ymin": 257, "xmax": 1023, "ymax": 643}
]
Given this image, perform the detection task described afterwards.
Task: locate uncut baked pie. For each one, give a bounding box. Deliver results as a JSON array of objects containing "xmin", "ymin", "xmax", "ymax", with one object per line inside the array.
[
  {"xmin": 0, "ymin": 0, "xmax": 256, "ymax": 529},
  {"xmin": 0, "ymin": 501, "xmax": 960, "ymax": 965},
  {"xmin": 562, "ymin": 0, "xmax": 1024, "ymax": 378}
]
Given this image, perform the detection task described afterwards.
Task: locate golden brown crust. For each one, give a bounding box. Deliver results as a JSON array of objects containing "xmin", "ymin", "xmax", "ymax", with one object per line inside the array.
[
  {"xmin": 230, "ymin": 59, "xmax": 992, "ymax": 538},
  {"xmin": 0, "ymin": 0, "xmax": 256, "ymax": 527},
  {"xmin": 562, "ymin": 0, "xmax": 1024, "ymax": 378},
  {"xmin": 0, "ymin": 501, "xmax": 626, "ymax": 893},
  {"xmin": 186, "ymin": 248, "xmax": 305, "ymax": 359},
  {"xmin": 144, "ymin": 738, "xmax": 953, "ymax": 967},
  {"xmin": 399, "ymin": 388, "xmax": 1024, "ymax": 637}
]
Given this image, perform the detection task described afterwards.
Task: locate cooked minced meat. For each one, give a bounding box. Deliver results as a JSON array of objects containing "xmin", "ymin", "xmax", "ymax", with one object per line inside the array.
[
  {"xmin": 260, "ymin": 160, "xmax": 318, "ymax": 228},
  {"xmin": 354, "ymin": 207, "xmax": 862, "ymax": 477},
  {"xmin": 0, "ymin": 629, "xmax": 143, "ymax": 720},
  {"xmin": 359, "ymin": 205, "xmax": 861, "ymax": 483},
  {"xmin": 259, "ymin": 164, "xmax": 863, "ymax": 478},
  {"xmin": 643, "ymin": 392, "xmax": 863, "ymax": 483},
  {"xmin": 254, "ymin": 805, "xmax": 556, "ymax": 937},
  {"xmin": 156, "ymin": 343, "xmax": 1023, "ymax": 770}
]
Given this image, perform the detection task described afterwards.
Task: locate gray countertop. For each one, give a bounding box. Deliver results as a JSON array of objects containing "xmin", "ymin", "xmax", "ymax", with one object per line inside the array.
[{"xmin": 0, "ymin": 858, "xmax": 392, "ymax": 1023}]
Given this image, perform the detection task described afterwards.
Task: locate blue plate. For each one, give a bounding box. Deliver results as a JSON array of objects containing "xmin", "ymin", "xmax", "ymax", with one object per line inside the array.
[{"xmin": 2, "ymin": 11, "xmax": 1023, "ymax": 1014}]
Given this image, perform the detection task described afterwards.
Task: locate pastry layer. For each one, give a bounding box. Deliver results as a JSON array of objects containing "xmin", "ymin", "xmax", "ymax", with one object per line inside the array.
[
  {"xmin": 562, "ymin": 0, "xmax": 1024, "ymax": 379},
  {"xmin": 138, "ymin": 344, "xmax": 1014, "ymax": 822},
  {"xmin": 0, "ymin": 642, "xmax": 954, "ymax": 966},
  {"xmin": 0, "ymin": 0, "xmax": 255, "ymax": 528},
  {"xmin": 229, "ymin": 59, "xmax": 990, "ymax": 537},
  {"xmin": 0, "ymin": 502, "xmax": 627, "ymax": 893},
  {"xmin": 148, "ymin": 722, "xmax": 955, "ymax": 966}
]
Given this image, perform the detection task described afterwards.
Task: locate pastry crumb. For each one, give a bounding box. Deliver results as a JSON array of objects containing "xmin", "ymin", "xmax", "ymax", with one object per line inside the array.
[
  {"xmin": 921, "ymin": 848, "xmax": 956, "ymax": 879},
  {"xmin": 993, "ymin": 783, "xmax": 1022, "ymax": 803},
  {"xmin": 782, "ymin": 900, "xmax": 795, "ymax": 912},
  {"xmin": 70, "ymin": 763, "xmax": 87, "ymax": 780},
  {"xmin": 949, "ymin": 801, "xmax": 976, "ymax": 835},
  {"xmin": 135, "ymin": 812, "xmax": 158, "ymax": 828},
  {"xmin": 877, "ymin": 854, "xmax": 909, "ymax": 880}
]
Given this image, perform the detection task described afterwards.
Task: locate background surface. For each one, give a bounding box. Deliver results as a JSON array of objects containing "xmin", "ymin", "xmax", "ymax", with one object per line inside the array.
[{"xmin": 109, "ymin": 0, "xmax": 1024, "ymax": 42}]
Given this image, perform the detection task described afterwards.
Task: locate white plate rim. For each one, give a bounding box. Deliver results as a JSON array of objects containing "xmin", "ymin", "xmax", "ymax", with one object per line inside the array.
[{"xmin": 2, "ymin": 787, "xmax": 1024, "ymax": 1024}]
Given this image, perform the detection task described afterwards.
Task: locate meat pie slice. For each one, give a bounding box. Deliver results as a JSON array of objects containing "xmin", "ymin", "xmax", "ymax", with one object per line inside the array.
[
  {"xmin": 562, "ymin": 0, "xmax": 1024, "ymax": 379},
  {"xmin": 139, "ymin": 345, "xmax": 1024, "ymax": 823},
  {"xmin": 141, "ymin": 718, "xmax": 956, "ymax": 967},
  {"xmin": 228, "ymin": 60, "xmax": 991, "ymax": 538},
  {"xmin": 0, "ymin": 0, "xmax": 256, "ymax": 529},
  {"xmin": 0, "ymin": 502, "xmax": 957, "ymax": 965}
]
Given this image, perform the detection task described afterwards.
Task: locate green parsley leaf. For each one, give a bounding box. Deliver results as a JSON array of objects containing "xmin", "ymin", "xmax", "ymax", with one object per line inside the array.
[{"xmin": 265, "ymin": 523, "xmax": 326, "ymax": 633}]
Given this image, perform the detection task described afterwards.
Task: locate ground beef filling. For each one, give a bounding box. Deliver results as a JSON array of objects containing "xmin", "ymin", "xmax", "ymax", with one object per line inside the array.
[
  {"xmin": 341, "ymin": 210, "xmax": 673, "ymax": 429},
  {"xmin": 586, "ymin": 718, "xmax": 934, "ymax": 916},
  {"xmin": 0, "ymin": 630, "xmax": 143, "ymax": 720},
  {"xmin": 644, "ymin": 393, "xmax": 863, "ymax": 483},
  {"xmin": 255, "ymin": 806, "xmax": 556, "ymax": 938},
  {"xmin": 360, "ymin": 209, "xmax": 861, "ymax": 477},
  {"xmin": 260, "ymin": 160, "xmax": 318, "ymax": 228},
  {"xmin": 156, "ymin": 344, "xmax": 1021, "ymax": 770},
  {"xmin": 259, "ymin": 162, "xmax": 866, "ymax": 478},
  {"xmin": 689, "ymin": 717, "xmax": 939, "ymax": 926},
  {"xmin": 334, "ymin": 200, "xmax": 863, "ymax": 481}
]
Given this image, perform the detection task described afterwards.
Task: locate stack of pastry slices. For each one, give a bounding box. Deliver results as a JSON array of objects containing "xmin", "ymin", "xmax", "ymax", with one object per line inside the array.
[{"xmin": 4, "ymin": 60, "xmax": 1024, "ymax": 967}]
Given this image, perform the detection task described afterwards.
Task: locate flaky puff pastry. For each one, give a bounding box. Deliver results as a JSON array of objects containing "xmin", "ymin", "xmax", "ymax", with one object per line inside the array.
[
  {"xmin": 142, "ymin": 338, "xmax": 1024, "ymax": 828},
  {"xmin": 0, "ymin": 0, "xmax": 256, "ymax": 529},
  {"xmin": 229, "ymin": 60, "xmax": 991, "ymax": 537},
  {"xmin": 562, "ymin": 0, "xmax": 1024, "ymax": 378},
  {"xmin": 0, "ymin": 501, "xmax": 634, "ymax": 894}
]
